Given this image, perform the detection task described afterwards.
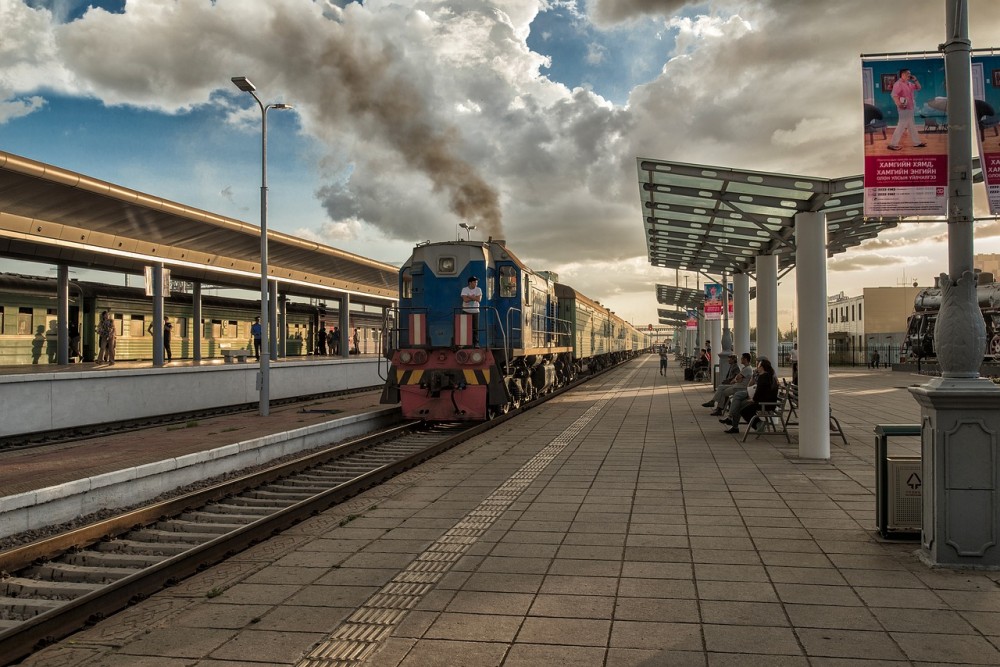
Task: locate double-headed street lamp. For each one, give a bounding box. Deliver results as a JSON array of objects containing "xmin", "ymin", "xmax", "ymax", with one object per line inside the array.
[
  {"xmin": 231, "ymin": 76, "xmax": 293, "ymax": 417},
  {"xmin": 459, "ymin": 222, "xmax": 476, "ymax": 241}
]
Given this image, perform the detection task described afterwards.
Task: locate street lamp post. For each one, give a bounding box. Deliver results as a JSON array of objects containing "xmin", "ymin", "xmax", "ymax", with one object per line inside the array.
[{"xmin": 231, "ymin": 76, "xmax": 293, "ymax": 417}]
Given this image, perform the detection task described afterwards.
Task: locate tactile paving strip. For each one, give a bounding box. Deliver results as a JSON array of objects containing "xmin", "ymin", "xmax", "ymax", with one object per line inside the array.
[{"xmin": 297, "ymin": 369, "xmax": 638, "ymax": 666}]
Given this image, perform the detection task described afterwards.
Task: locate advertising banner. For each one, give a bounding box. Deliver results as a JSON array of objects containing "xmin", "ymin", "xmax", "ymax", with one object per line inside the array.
[
  {"xmin": 972, "ymin": 54, "xmax": 1000, "ymax": 215},
  {"xmin": 704, "ymin": 283, "xmax": 722, "ymax": 321},
  {"xmin": 685, "ymin": 309, "xmax": 698, "ymax": 331},
  {"xmin": 862, "ymin": 56, "xmax": 947, "ymax": 217}
]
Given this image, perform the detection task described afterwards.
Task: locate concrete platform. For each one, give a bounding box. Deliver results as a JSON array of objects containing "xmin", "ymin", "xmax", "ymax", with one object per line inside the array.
[
  {"xmin": 0, "ymin": 354, "xmax": 387, "ymax": 439},
  {"xmin": 18, "ymin": 356, "xmax": 1000, "ymax": 666}
]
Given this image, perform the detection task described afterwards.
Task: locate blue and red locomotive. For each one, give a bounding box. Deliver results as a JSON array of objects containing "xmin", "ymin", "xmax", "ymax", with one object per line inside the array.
[{"xmin": 381, "ymin": 239, "xmax": 649, "ymax": 420}]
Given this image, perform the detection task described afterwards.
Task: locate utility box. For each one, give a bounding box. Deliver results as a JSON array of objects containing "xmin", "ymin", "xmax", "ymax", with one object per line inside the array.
[{"xmin": 886, "ymin": 456, "xmax": 922, "ymax": 532}]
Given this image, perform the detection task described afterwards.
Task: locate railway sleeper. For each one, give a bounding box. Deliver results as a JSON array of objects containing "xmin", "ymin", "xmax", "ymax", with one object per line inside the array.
[
  {"xmin": 216, "ymin": 496, "xmax": 299, "ymax": 508},
  {"xmin": 0, "ymin": 596, "xmax": 64, "ymax": 620},
  {"xmin": 61, "ymin": 551, "xmax": 167, "ymax": 569},
  {"xmin": 152, "ymin": 520, "xmax": 244, "ymax": 535},
  {"xmin": 93, "ymin": 540, "xmax": 190, "ymax": 556},
  {"xmin": 179, "ymin": 511, "xmax": 265, "ymax": 524},
  {"xmin": 22, "ymin": 563, "xmax": 137, "ymax": 584},
  {"xmin": 196, "ymin": 504, "xmax": 276, "ymax": 517},
  {"xmin": 258, "ymin": 485, "xmax": 328, "ymax": 496},
  {"xmin": 129, "ymin": 528, "xmax": 219, "ymax": 544},
  {"xmin": 244, "ymin": 490, "xmax": 316, "ymax": 501},
  {"xmin": 0, "ymin": 576, "xmax": 102, "ymax": 600}
]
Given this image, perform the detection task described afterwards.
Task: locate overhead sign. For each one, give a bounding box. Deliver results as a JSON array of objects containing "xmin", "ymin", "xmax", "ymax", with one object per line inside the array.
[
  {"xmin": 973, "ymin": 54, "xmax": 1000, "ymax": 215},
  {"xmin": 704, "ymin": 283, "xmax": 722, "ymax": 321},
  {"xmin": 861, "ymin": 56, "xmax": 947, "ymax": 217}
]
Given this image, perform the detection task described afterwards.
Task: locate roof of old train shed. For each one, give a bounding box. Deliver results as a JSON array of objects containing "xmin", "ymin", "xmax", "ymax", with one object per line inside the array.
[{"xmin": 0, "ymin": 150, "xmax": 398, "ymax": 304}]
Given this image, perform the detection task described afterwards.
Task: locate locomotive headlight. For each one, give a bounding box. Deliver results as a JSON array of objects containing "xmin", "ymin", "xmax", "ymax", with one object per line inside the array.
[
  {"xmin": 438, "ymin": 257, "xmax": 456, "ymax": 273},
  {"xmin": 399, "ymin": 351, "xmax": 413, "ymax": 364},
  {"xmin": 470, "ymin": 350, "xmax": 485, "ymax": 364},
  {"xmin": 413, "ymin": 350, "xmax": 428, "ymax": 364}
]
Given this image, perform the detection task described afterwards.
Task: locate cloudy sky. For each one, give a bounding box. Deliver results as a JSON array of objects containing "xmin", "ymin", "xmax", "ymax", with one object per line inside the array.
[{"xmin": 3, "ymin": 0, "xmax": 1000, "ymax": 330}]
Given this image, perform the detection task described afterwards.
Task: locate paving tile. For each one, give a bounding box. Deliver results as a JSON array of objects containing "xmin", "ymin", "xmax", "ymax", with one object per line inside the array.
[
  {"xmin": 784, "ymin": 603, "xmax": 878, "ymax": 630},
  {"xmin": 253, "ymin": 605, "xmax": 352, "ymax": 633},
  {"xmin": 422, "ymin": 612, "xmax": 522, "ymax": 642},
  {"xmin": 445, "ymin": 591, "xmax": 534, "ymax": 615},
  {"xmin": 892, "ymin": 631, "xmax": 1000, "ymax": 664},
  {"xmin": 703, "ymin": 624, "xmax": 802, "ymax": 655},
  {"xmin": 618, "ymin": 577, "xmax": 697, "ymax": 599},
  {"xmin": 529, "ymin": 593, "xmax": 615, "ymax": 619},
  {"xmin": 694, "ymin": 563, "xmax": 770, "ymax": 582},
  {"xmin": 172, "ymin": 603, "xmax": 271, "ymax": 630},
  {"xmin": 699, "ymin": 601, "xmax": 788, "ymax": 626},
  {"xmin": 504, "ymin": 643, "xmax": 607, "ymax": 666},
  {"xmin": 795, "ymin": 628, "xmax": 906, "ymax": 660},
  {"xmin": 766, "ymin": 566, "xmax": 847, "ymax": 585},
  {"xmin": 396, "ymin": 639, "xmax": 508, "ymax": 667},
  {"xmin": 614, "ymin": 597, "xmax": 700, "ymax": 623},
  {"xmin": 697, "ymin": 581, "xmax": 778, "ymax": 603},
  {"xmin": 517, "ymin": 617, "xmax": 611, "ymax": 646},
  {"xmin": 462, "ymin": 572, "xmax": 541, "ymax": 593},
  {"xmin": 208, "ymin": 629, "xmax": 328, "ymax": 663},
  {"xmin": 541, "ymin": 574, "xmax": 620, "ymax": 596},
  {"xmin": 774, "ymin": 583, "xmax": 862, "ymax": 606},
  {"xmin": 854, "ymin": 586, "xmax": 946, "ymax": 609},
  {"xmin": 609, "ymin": 620, "xmax": 703, "ymax": 651},
  {"xmin": 116, "ymin": 627, "xmax": 237, "ymax": 659}
]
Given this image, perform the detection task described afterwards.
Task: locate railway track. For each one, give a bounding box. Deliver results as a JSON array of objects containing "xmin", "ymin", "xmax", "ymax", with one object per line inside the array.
[{"xmin": 0, "ymin": 417, "xmax": 498, "ymax": 665}]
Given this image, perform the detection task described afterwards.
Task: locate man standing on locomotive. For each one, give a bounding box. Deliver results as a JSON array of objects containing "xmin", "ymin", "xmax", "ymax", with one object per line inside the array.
[{"xmin": 461, "ymin": 276, "xmax": 482, "ymax": 346}]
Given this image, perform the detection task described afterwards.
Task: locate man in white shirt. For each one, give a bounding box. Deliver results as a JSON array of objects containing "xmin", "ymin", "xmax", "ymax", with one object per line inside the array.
[{"xmin": 461, "ymin": 276, "xmax": 482, "ymax": 345}]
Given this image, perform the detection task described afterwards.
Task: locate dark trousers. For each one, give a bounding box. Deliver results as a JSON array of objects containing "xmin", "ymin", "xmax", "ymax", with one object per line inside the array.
[{"xmin": 253, "ymin": 338, "xmax": 261, "ymax": 360}]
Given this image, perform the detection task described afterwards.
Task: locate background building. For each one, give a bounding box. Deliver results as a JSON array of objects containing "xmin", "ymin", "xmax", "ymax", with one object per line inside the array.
[{"xmin": 828, "ymin": 285, "xmax": 923, "ymax": 365}]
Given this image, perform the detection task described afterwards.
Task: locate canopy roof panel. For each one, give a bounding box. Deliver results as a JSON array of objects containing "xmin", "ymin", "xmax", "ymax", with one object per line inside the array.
[{"xmin": 637, "ymin": 158, "xmax": 900, "ymax": 276}]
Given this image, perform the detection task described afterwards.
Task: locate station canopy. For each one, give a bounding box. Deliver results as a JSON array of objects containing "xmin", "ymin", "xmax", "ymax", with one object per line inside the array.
[
  {"xmin": 637, "ymin": 158, "xmax": 900, "ymax": 276},
  {"xmin": 656, "ymin": 285, "xmax": 704, "ymax": 310},
  {"xmin": 657, "ymin": 308, "xmax": 688, "ymax": 324},
  {"xmin": 0, "ymin": 150, "xmax": 398, "ymax": 303}
]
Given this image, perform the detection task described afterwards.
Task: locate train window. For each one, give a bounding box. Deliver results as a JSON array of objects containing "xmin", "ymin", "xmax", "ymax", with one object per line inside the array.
[
  {"xmin": 0, "ymin": 306, "xmax": 4, "ymax": 334},
  {"xmin": 129, "ymin": 315, "xmax": 144, "ymax": 338},
  {"xmin": 17, "ymin": 308, "xmax": 33, "ymax": 336},
  {"xmin": 499, "ymin": 266, "xmax": 517, "ymax": 298},
  {"xmin": 437, "ymin": 257, "xmax": 456, "ymax": 274},
  {"xmin": 210, "ymin": 320, "xmax": 222, "ymax": 338},
  {"xmin": 401, "ymin": 269, "xmax": 413, "ymax": 299},
  {"xmin": 175, "ymin": 317, "xmax": 187, "ymax": 338},
  {"xmin": 114, "ymin": 314, "xmax": 124, "ymax": 336},
  {"xmin": 524, "ymin": 276, "xmax": 531, "ymax": 305}
]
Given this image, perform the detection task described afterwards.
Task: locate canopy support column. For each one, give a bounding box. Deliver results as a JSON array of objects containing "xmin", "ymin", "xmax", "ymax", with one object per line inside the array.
[{"xmin": 795, "ymin": 211, "xmax": 830, "ymax": 460}]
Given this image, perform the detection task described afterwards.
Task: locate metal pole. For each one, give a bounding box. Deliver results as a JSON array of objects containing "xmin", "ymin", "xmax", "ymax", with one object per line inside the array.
[{"xmin": 259, "ymin": 102, "xmax": 270, "ymax": 415}]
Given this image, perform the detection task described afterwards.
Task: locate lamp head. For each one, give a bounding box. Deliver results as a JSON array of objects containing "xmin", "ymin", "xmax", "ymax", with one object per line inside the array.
[
  {"xmin": 272, "ymin": 103, "xmax": 293, "ymax": 110},
  {"xmin": 231, "ymin": 76, "xmax": 256, "ymax": 93}
]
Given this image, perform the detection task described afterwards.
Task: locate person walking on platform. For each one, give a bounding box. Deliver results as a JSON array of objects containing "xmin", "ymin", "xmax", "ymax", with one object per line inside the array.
[
  {"xmin": 148, "ymin": 315, "xmax": 173, "ymax": 361},
  {"xmin": 250, "ymin": 316, "xmax": 262, "ymax": 361},
  {"xmin": 352, "ymin": 328, "xmax": 361, "ymax": 355},
  {"xmin": 331, "ymin": 326, "xmax": 340, "ymax": 355},
  {"xmin": 659, "ymin": 348, "xmax": 668, "ymax": 375}
]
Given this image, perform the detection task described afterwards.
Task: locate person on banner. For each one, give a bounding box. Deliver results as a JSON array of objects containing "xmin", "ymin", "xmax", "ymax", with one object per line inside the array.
[{"xmin": 887, "ymin": 69, "xmax": 926, "ymax": 151}]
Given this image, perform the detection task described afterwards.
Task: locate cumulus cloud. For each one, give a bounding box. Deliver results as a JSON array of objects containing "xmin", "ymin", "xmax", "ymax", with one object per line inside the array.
[{"xmin": 4, "ymin": 0, "xmax": 1000, "ymax": 326}]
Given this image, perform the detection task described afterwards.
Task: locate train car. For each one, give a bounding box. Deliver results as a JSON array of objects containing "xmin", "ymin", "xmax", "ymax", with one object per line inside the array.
[
  {"xmin": 0, "ymin": 274, "xmax": 383, "ymax": 365},
  {"xmin": 902, "ymin": 279, "xmax": 1000, "ymax": 361},
  {"xmin": 381, "ymin": 240, "xmax": 644, "ymax": 421}
]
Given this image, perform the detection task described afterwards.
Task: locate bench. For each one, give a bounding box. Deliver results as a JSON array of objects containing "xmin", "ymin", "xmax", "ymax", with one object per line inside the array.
[
  {"xmin": 742, "ymin": 385, "xmax": 791, "ymax": 443},
  {"xmin": 783, "ymin": 381, "xmax": 848, "ymax": 444},
  {"xmin": 221, "ymin": 349, "xmax": 252, "ymax": 364}
]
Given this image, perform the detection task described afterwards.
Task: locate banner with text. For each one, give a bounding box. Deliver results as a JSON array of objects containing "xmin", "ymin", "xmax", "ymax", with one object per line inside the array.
[
  {"xmin": 862, "ymin": 56, "xmax": 947, "ymax": 217},
  {"xmin": 972, "ymin": 54, "xmax": 1000, "ymax": 214},
  {"xmin": 686, "ymin": 309, "xmax": 698, "ymax": 330},
  {"xmin": 704, "ymin": 283, "xmax": 722, "ymax": 321}
]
